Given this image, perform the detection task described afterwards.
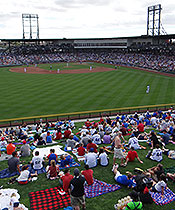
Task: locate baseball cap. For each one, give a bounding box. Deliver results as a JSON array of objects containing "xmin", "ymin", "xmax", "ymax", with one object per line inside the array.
[
  {"xmin": 89, "ymin": 148, "xmax": 94, "ymax": 152},
  {"xmin": 23, "ymin": 140, "xmax": 26, "ymax": 144}
]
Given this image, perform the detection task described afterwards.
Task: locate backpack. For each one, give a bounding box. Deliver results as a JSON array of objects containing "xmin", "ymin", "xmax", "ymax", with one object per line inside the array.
[{"xmin": 126, "ymin": 201, "xmax": 142, "ymax": 210}]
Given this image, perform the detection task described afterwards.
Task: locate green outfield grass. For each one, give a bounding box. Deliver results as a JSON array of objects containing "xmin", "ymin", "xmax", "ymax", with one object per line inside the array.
[{"xmin": 0, "ymin": 62, "xmax": 174, "ymax": 120}]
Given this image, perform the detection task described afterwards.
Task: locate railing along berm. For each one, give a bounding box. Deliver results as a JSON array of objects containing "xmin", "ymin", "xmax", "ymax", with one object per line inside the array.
[{"xmin": 0, "ymin": 103, "xmax": 174, "ymax": 128}]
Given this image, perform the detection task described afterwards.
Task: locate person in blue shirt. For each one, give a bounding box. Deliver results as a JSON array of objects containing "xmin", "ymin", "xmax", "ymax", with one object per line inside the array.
[
  {"xmin": 46, "ymin": 131, "xmax": 52, "ymax": 143},
  {"xmin": 112, "ymin": 164, "xmax": 136, "ymax": 188},
  {"xmin": 47, "ymin": 149, "xmax": 58, "ymax": 165}
]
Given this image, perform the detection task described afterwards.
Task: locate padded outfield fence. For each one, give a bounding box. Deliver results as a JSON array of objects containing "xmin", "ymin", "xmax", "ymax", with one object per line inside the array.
[{"xmin": 0, "ymin": 103, "xmax": 174, "ymax": 128}]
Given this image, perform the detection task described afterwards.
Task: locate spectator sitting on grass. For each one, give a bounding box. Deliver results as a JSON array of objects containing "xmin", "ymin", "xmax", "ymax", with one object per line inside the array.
[
  {"xmin": 98, "ymin": 148, "xmax": 109, "ymax": 166},
  {"xmin": 81, "ymin": 164, "xmax": 94, "ymax": 185},
  {"xmin": 124, "ymin": 191, "xmax": 143, "ymax": 210},
  {"xmin": 150, "ymin": 174, "xmax": 167, "ymax": 197},
  {"xmin": 146, "ymin": 144, "xmax": 163, "ymax": 162},
  {"xmin": 85, "ymin": 148, "xmax": 98, "ymax": 168},
  {"xmin": 47, "ymin": 149, "xmax": 58, "ymax": 165},
  {"xmin": 86, "ymin": 140, "xmax": 98, "ymax": 153},
  {"xmin": 30, "ymin": 151, "xmax": 44, "ymax": 175},
  {"xmin": 20, "ymin": 140, "xmax": 31, "ymax": 157},
  {"xmin": 124, "ymin": 147, "xmax": 143, "ymax": 167},
  {"xmin": 60, "ymin": 154, "xmax": 72, "ymax": 168},
  {"xmin": 77, "ymin": 143, "xmax": 86, "ymax": 156},
  {"xmin": 17, "ymin": 165, "xmax": 30, "ymax": 184},
  {"xmin": 8, "ymin": 151, "xmax": 20, "ymax": 174},
  {"xmin": 46, "ymin": 160, "xmax": 59, "ymax": 180}
]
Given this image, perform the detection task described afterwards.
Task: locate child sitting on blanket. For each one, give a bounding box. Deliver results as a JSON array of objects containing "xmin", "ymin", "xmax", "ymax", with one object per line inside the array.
[
  {"xmin": 60, "ymin": 154, "xmax": 73, "ymax": 167},
  {"xmin": 46, "ymin": 160, "xmax": 59, "ymax": 180},
  {"xmin": 17, "ymin": 165, "xmax": 30, "ymax": 184},
  {"xmin": 151, "ymin": 174, "xmax": 167, "ymax": 197}
]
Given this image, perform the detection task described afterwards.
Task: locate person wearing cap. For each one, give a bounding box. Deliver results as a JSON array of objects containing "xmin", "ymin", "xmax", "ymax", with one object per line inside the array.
[
  {"xmin": 84, "ymin": 148, "xmax": 98, "ymax": 168},
  {"xmin": 69, "ymin": 168, "xmax": 86, "ymax": 210},
  {"xmin": 6, "ymin": 140, "xmax": 16, "ymax": 155},
  {"xmin": 20, "ymin": 140, "xmax": 31, "ymax": 157},
  {"xmin": 86, "ymin": 140, "xmax": 98, "ymax": 153}
]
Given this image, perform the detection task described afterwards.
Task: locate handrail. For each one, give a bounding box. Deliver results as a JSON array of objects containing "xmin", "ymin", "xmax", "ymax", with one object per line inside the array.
[{"xmin": 0, "ymin": 103, "xmax": 174, "ymax": 126}]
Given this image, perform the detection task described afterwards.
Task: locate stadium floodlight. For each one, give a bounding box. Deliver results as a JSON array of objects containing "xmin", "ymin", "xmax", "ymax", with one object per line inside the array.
[
  {"xmin": 22, "ymin": 14, "xmax": 39, "ymax": 39},
  {"xmin": 147, "ymin": 4, "xmax": 167, "ymax": 36}
]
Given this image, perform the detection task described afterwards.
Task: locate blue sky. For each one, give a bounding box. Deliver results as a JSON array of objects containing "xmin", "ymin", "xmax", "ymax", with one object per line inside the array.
[{"xmin": 0, "ymin": 0, "xmax": 174, "ymax": 39}]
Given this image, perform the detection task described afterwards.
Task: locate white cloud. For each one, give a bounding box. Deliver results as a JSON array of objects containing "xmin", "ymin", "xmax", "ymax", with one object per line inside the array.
[{"xmin": 0, "ymin": 0, "xmax": 174, "ymax": 39}]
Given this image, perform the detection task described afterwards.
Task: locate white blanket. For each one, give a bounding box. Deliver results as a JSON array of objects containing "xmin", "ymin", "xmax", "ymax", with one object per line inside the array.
[
  {"xmin": 32, "ymin": 145, "xmax": 68, "ymax": 158},
  {"xmin": 0, "ymin": 188, "xmax": 28, "ymax": 210}
]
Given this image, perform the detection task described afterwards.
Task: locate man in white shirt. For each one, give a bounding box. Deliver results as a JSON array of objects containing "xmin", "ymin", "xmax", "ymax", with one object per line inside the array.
[
  {"xmin": 85, "ymin": 148, "xmax": 98, "ymax": 168},
  {"xmin": 92, "ymin": 132, "xmax": 101, "ymax": 145},
  {"xmin": 150, "ymin": 144, "xmax": 163, "ymax": 162},
  {"xmin": 128, "ymin": 134, "xmax": 141, "ymax": 150},
  {"xmin": 99, "ymin": 149, "xmax": 109, "ymax": 166},
  {"xmin": 40, "ymin": 131, "xmax": 47, "ymax": 142},
  {"xmin": 31, "ymin": 151, "xmax": 44, "ymax": 174}
]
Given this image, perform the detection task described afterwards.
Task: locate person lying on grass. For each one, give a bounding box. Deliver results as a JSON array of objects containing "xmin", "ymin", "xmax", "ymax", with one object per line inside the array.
[
  {"xmin": 112, "ymin": 164, "xmax": 136, "ymax": 188},
  {"xmin": 147, "ymin": 163, "xmax": 164, "ymax": 182}
]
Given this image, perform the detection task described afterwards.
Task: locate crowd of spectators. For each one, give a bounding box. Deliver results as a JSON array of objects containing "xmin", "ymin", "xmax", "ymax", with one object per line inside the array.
[
  {"xmin": 0, "ymin": 107, "xmax": 175, "ymax": 209},
  {"xmin": 1, "ymin": 47, "xmax": 175, "ymax": 72}
]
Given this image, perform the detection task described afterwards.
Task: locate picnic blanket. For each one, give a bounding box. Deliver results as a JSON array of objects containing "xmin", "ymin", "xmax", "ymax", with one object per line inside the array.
[
  {"xmin": 0, "ymin": 188, "xmax": 28, "ymax": 210},
  {"xmin": 29, "ymin": 186, "xmax": 71, "ymax": 210},
  {"xmin": 150, "ymin": 187, "xmax": 175, "ymax": 205},
  {"xmin": 84, "ymin": 179, "xmax": 121, "ymax": 198},
  {"xmin": 58, "ymin": 159, "xmax": 80, "ymax": 170},
  {"xmin": 33, "ymin": 145, "xmax": 67, "ymax": 158},
  {"xmin": 72, "ymin": 149, "xmax": 85, "ymax": 162},
  {"xmin": 0, "ymin": 168, "xmax": 19, "ymax": 179},
  {"xmin": 0, "ymin": 165, "xmax": 46, "ymax": 179},
  {"xmin": 0, "ymin": 153, "xmax": 12, "ymax": 162}
]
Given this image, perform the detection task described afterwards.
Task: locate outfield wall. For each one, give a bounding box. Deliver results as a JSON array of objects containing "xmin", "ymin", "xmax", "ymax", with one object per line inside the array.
[{"xmin": 0, "ymin": 103, "xmax": 174, "ymax": 128}]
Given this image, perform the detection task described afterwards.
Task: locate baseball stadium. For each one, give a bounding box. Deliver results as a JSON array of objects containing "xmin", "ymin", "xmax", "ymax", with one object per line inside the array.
[{"xmin": 0, "ymin": 4, "xmax": 175, "ymax": 210}]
